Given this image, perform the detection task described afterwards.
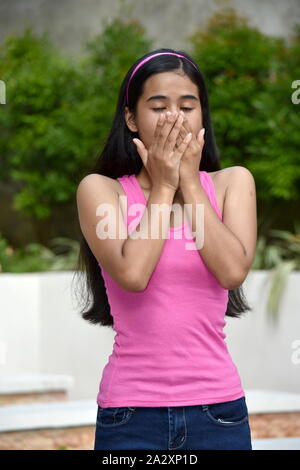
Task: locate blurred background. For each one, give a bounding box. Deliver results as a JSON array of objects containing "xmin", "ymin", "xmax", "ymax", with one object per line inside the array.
[{"xmin": 0, "ymin": 0, "xmax": 299, "ymax": 450}]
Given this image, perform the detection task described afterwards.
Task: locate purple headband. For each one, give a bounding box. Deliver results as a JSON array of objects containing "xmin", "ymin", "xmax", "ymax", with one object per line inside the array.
[{"xmin": 125, "ymin": 52, "xmax": 198, "ymax": 106}]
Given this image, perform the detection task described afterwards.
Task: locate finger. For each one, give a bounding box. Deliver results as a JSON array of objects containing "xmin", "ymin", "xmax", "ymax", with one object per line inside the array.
[
  {"xmin": 175, "ymin": 114, "xmax": 189, "ymax": 147},
  {"xmin": 163, "ymin": 113, "xmax": 184, "ymax": 155},
  {"xmin": 174, "ymin": 131, "xmax": 192, "ymax": 157},
  {"xmin": 181, "ymin": 116, "xmax": 197, "ymax": 143},
  {"xmin": 157, "ymin": 112, "xmax": 180, "ymax": 153},
  {"xmin": 182, "ymin": 113, "xmax": 192, "ymax": 132},
  {"xmin": 197, "ymin": 128, "xmax": 205, "ymax": 146},
  {"xmin": 180, "ymin": 120, "xmax": 200, "ymax": 149},
  {"xmin": 153, "ymin": 112, "xmax": 167, "ymax": 141},
  {"xmin": 132, "ymin": 138, "xmax": 148, "ymax": 167},
  {"xmin": 175, "ymin": 133, "xmax": 183, "ymax": 148},
  {"xmin": 178, "ymin": 125, "xmax": 188, "ymax": 140}
]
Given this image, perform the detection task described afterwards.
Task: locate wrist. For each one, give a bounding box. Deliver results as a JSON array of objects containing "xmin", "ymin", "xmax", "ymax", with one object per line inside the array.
[
  {"xmin": 152, "ymin": 183, "xmax": 177, "ymax": 195},
  {"xmin": 179, "ymin": 177, "xmax": 200, "ymax": 192}
]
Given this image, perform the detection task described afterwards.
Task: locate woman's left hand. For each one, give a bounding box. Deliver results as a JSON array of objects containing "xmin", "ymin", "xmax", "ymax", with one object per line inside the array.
[{"xmin": 176, "ymin": 112, "xmax": 205, "ymax": 187}]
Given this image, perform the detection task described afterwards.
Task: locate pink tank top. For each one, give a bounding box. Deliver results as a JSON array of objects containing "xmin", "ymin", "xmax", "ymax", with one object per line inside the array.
[{"xmin": 96, "ymin": 170, "xmax": 245, "ymax": 407}]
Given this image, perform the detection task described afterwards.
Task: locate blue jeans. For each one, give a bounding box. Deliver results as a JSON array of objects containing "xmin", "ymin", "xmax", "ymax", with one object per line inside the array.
[{"xmin": 93, "ymin": 395, "xmax": 252, "ymax": 450}]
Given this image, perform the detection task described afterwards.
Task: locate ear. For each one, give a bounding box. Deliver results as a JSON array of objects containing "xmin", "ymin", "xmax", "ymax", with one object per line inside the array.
[{"xmin": 125, "ymin": 106, "xmax": 138, "ymax": 133}]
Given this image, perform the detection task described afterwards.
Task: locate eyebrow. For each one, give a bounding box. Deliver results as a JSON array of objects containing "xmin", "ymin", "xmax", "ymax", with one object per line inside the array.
[{"xmin": 146, "ymin": 94, "xmax": 199, "ymax": 102}]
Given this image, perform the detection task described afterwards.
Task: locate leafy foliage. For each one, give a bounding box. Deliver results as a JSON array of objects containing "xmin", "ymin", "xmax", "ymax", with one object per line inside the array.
[
  {"xmin": 0, "ymin": 21, "xmax": 150, "ymax": 219},
  {"xmin": 189, "ymin": 7, "xmax": 300, "ymax": 201},
  {"xmin": 0, "ymin": 8, "xmax": 299, "ymax": 292},
  {"xmin": 0, "ymin": 232, "xmax": 79, "ymax": 273},
  {"xmin": 251, "ymin": 221, "xmax": 300, "ymax": 322}
]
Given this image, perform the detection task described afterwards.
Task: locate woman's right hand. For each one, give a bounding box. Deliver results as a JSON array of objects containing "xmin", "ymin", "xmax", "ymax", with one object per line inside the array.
[{"xmin": 132, "ymin": 112, "xmax": 192, "ymax": 191}]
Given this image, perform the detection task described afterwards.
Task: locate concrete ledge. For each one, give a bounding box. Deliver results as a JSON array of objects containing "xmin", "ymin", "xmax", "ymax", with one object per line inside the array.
[
  {"xmin": 0, "ymin": 400, "xmax": 97, "ymax": 432},
  {"xmin": 0, "ymin": 374, "xmax": 74, "ymax": 394},
  {"xmin": 1, "ymin": 389, "xmax": 300, "ymax": 433},
  {"xmin": 245, "ymin": 389, "xmax": 300, "ymax": 414}
]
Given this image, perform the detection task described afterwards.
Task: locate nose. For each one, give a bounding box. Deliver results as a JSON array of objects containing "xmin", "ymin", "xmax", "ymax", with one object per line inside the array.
[{"xmin": 168, "ymin": 110, "xmax": 186, "ymax": 119}]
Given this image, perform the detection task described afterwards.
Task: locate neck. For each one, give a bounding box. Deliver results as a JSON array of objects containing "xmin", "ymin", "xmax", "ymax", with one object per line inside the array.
[{"xmin": 136, "ymin": 167, "xmax": 152, "ymax": 189}]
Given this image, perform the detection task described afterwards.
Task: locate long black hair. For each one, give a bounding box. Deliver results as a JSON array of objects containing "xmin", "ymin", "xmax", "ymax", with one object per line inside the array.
[{"xmin": 73, "ymin": 47, "xmax": 252, "ymax": 327}]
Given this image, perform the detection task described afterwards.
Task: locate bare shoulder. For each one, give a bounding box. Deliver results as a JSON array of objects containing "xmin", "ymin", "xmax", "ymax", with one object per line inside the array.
[
  {"xmin": 76, "ymin": 173, "xmax": 118, "ymax": 195},
  {"xmin": 211, "ymin": 166, "xmax": 255, "ymax": 194}
]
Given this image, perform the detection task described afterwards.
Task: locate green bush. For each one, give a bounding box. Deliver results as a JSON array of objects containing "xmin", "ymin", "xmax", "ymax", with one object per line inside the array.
[
  {"xmin": 189, "ymin": 7, "xmax": 300, "ymax": 201},
  {"xmin": 0, "ymin": 8, "xmax": 299, "ymax": 271},
  {"xmin": 0, "ymin": 20, "xmax": 150, "ymax": 222},
  {"xmin": 0, "ymin": 232, "xmax": 79, "ymax": 272}
]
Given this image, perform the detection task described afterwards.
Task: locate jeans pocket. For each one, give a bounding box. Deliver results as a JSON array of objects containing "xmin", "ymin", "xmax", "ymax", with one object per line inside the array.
[
  {"xmin": 97, "ymin": 406, "xmax": 136, "ymax": 427},
  {"xmin": 201, "ymin": 396, "xmax": 249, "ymax": 427}
]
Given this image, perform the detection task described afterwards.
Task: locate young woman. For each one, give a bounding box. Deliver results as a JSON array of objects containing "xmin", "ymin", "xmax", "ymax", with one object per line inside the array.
[{"xmin": 75, "ymin": 48, "xmax": 257, "ymax": 450}]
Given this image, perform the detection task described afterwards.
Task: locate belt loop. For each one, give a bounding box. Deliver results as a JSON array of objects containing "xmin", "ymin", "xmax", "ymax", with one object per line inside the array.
[{"xmin": 201, "ymin": 405, "xmax": 209, "ymax": 411}]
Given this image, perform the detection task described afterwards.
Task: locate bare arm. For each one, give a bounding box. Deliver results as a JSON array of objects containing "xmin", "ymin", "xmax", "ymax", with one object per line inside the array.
[
  {"xmin": 76, "ymin": 173, "xmax": 176, "ymax": 292},
  {"xmin": 180, "ymin": 166, "xmax": 257, "ymax": 289}
]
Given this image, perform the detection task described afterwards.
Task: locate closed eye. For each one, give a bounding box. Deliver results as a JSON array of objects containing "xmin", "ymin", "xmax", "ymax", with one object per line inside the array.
[{"xmin": 152, "ymin": 107, "xmax": 194, "ymax": 111}]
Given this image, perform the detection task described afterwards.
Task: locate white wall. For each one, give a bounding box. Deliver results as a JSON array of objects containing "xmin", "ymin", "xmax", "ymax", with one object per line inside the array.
[
  {"xmin": 0, "ymin": 270, "xmax": 300, "ymax": 401},
  {"xmin": 225, "ymin": 270, "xmax": 300, "ymax": 393},
  {"xmin": 0, "ymin": 0, "xmax": 299, "ymax": 55}
]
